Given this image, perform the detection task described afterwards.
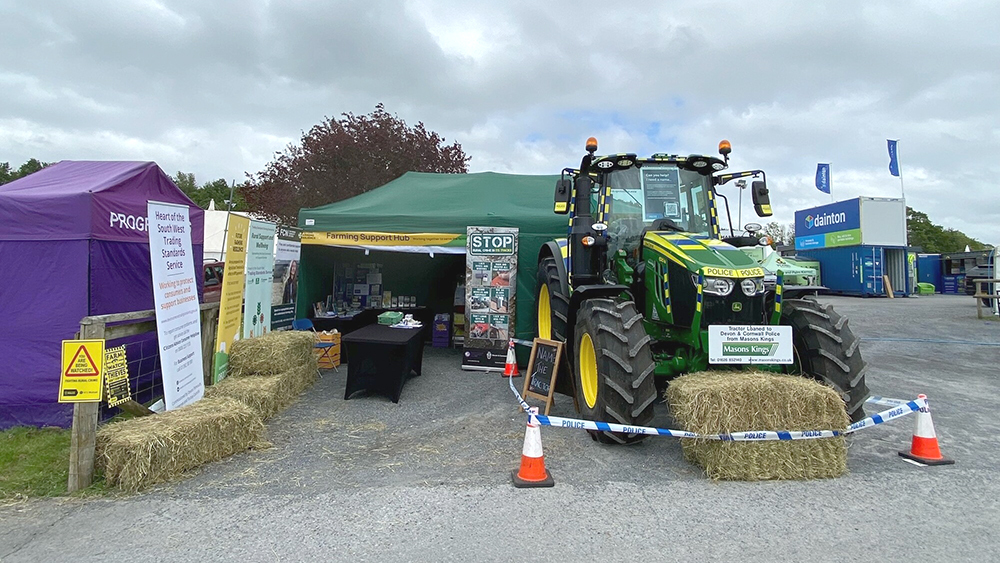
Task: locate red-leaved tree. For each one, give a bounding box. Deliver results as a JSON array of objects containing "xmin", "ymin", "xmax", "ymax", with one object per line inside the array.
[{"xmin": 243, "ymin": 104, "xmax": 470, "ymax": 224}]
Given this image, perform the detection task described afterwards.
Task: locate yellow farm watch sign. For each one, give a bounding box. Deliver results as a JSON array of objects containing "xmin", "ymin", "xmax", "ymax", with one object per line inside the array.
[{"xmin": 58, "ymin": 340, "xmax": 105, "ymax": 402}]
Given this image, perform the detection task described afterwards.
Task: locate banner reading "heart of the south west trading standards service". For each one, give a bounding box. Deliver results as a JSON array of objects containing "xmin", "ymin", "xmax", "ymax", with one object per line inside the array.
[
  {"xmin": 463, "ymin": 226, "xmax": 518, "ymax": 371},
  {"xmin": 148, "ymin": 201, "xmax": 204, "ymax": 410}
]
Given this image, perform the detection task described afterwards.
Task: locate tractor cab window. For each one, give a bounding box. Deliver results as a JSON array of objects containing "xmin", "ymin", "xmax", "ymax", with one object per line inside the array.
[{"xmin": 602, "ymin": 165, "xmax": 713, "ymax": 264}]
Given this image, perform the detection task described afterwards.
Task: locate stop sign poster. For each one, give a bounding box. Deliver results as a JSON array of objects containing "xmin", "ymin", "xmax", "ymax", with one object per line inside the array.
[{"xmin": 463, "ymin": 226, "xmax": 518, "ymax": 371}]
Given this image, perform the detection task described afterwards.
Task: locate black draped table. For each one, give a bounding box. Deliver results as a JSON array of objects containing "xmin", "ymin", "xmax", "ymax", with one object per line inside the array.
[{"xmin": 342, "ymin": 324, "xmax": 425, "ymax": 403}]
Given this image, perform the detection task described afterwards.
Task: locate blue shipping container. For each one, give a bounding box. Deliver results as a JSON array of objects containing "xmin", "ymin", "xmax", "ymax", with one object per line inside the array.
[
  {"xmin": 799, "ymin": 245, "xmax": 910, "ymax": 297},
  {"xmin": 917, "ymin": 254, "xmax": 943, "ymax": 292}
]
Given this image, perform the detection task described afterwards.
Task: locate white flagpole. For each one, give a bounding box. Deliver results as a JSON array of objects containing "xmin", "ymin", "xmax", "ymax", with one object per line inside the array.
[
  {"xmin": 829, "ymin": 162, "xmax": 834, "ymax": 202},
  {"xmin": 895, "ymin": 140, "xmax": 905, "ymax": 200}
]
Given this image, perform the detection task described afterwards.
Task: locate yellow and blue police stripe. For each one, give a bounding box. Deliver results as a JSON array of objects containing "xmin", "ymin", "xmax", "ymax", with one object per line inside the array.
[
  {"xmin": 706, "ymin": 188, "xmax": 720, "ymax": 238},
  {"xmin": 770, "ymin": 272, "xmax": 784, "ymax": 324},
  {"xmin": 695, "ymin": 272, "xmax": 704, "ymax": 313}
]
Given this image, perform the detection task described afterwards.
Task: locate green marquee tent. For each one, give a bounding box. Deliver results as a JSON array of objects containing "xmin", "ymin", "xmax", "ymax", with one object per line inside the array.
[{"xmin": 296, "ymin": 171, "xmax": 566, "ymax": 343}]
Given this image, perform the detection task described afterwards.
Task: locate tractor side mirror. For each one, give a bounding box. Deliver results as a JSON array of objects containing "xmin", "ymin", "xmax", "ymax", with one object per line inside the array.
[
  {"xmin": 751, "ymin": 180, "xmax": 773, "ymax": 217},
  {"xmin": 554, "ymin": 178, "xmax": 572, "ymax": 214}
]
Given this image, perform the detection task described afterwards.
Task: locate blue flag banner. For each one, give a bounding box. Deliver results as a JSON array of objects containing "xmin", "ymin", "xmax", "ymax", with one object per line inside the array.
[
  {"xmin": 888, "ymin": 139, "xmax": 900, "ymax": 177},
  {"xmin": 815, "ymin": 163, "xmax": 831, "ymax": 194}
]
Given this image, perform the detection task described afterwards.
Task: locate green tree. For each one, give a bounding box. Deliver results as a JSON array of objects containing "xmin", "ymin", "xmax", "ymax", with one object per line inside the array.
[
  {"xmin": 761, "ymin": 221, "xmax": 795, "ymax": 248},
  {"xmin": 243, "ymin": 103, "xmax": 470, "ymax": 225},
  {"xmin": 172, "ymin": 172, "xmax": 245, "ymax": 211},
  {"xmin": 0, "ymin": 158, "xmax": 48, "ymax": 185},
  {"xmin": 173, "ymin": 171, "xmax": 198, "ymax": 199},
  {"xmin": 907, "ymin": 207, "xmax": 989, "ymax": 253}
]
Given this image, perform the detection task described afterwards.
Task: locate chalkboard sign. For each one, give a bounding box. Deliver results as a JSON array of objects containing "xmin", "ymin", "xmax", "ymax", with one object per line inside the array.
[{"xmin": 521, "ymin": 338, "xmax": 563, "ymax": 415}]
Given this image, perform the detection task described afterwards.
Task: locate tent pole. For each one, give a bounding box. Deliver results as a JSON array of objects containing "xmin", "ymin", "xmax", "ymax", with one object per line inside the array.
[{"xmin": 220, "ymin": 180, "xmax": 236, "ymax": 261}]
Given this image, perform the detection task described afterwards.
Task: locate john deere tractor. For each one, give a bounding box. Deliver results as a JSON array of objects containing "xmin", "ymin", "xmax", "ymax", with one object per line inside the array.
[{"xmin": 536, "ymin": 138, "xmax": 868, "ymax": 443}]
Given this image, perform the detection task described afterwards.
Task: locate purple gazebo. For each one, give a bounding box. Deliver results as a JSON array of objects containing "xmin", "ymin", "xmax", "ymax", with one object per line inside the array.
[{"xmin": 0, "ymin": 161, "xmax": 204, "ymax": 429}]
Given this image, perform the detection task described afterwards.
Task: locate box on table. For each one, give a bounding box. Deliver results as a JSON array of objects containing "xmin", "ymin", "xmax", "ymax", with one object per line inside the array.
[{"xmin": 378, "ymin": 311, "xmax": 404, "ymax": 325}]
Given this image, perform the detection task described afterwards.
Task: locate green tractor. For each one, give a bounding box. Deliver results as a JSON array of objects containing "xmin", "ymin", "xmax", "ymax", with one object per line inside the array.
[{"xmin": 535, "ymin": 138, "xmax": 868, "ymax": 443}]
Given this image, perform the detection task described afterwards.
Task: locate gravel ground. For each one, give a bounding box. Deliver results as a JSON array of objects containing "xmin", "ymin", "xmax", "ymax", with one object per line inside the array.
[{"xmin": 2, "ymin": 295, "xmax": 998, "ymax": 562}]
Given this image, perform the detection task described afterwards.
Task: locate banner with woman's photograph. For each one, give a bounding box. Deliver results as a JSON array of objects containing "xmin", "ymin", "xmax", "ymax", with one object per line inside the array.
[
  {"xmin": 462, "ymin": 226, "xmax": 518, "ymax": 371},
  {"xmin": 271, "ymin": 226, "xmax": 302, "ymax": 330}
]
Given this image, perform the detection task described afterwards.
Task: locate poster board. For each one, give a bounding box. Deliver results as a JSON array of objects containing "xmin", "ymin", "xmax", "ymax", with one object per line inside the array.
[
  {"xmin": 520, "ymin": 338, "xmax": 563, "ymax": 415},
  {"xmin": 242, "ymin": 220, "xmax": 277, "ymax": 338},
  {"xmin": 462, "ymin": 227, "xmax": 518, "ymax": 371},
  {"xmin": 213, "ymin": 214, "xmax": 250, "ymax": 383},
  {"xmin": 147, "ymin": 200, "xmax": 204, "ymax": 410},
  {"xmin": 271, "ymin": 225, "xmax": 302, "ymax": 330}
]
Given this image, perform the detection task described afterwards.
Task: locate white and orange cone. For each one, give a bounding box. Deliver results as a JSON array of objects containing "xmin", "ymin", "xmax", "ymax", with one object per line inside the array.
[
  {"xmin": 512, "ymin": 408, "xmax": 554, "ymax": 488},
  {"xmin": 899, "ymin": 394, "xmax": 954, "ymax": 466},
  {"xmin": 502, "ymin": 339, "xmax": 520, "ymax": 378}
]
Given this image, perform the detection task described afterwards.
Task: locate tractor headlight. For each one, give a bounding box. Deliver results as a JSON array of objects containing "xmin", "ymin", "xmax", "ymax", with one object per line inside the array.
[
  {"xmin": 741, "ymin": 277, "xmax": 765, "ymax": 296},
  {"xmin": 693, "ymin": 275, "xmax": 734, "ymax": 296}
]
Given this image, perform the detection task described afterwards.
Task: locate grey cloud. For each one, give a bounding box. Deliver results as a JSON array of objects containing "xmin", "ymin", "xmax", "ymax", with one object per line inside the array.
[{"xmin": 0, "ymin": 0, "xmax": 997, "ymax": 241}]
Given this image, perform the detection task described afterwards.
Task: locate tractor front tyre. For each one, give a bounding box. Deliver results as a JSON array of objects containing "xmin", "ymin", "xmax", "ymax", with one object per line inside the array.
[
  {"xmin": 573, "ymin": 298, "xmax": 657, "ymax": 444},
  {"xmin": 781, "ymin": 298, "xmax": 870, "ymax": 423},
  {"xmin": 537, "ymin": 257, "xmax": 569, "ymax": 342}
]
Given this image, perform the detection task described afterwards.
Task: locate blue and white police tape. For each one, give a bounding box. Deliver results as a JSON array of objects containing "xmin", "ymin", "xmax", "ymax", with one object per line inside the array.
[{"xmin": 508, "ymin": 374, "xmax": 924, "ymax": 442}]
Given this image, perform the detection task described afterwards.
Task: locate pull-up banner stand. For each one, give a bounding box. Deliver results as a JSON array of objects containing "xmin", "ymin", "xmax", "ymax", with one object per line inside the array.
[
  {"xmin": 147, "ymin": 200, "xmax": 204, "ymax": 410},
  {"xmin": 462, "ymin": 226, "xmax": 518, "ymax": 371}
]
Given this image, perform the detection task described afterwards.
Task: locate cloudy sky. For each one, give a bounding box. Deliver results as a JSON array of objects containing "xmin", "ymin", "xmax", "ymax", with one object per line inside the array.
[{"xmin": 2, "ymin": 0, "xmax": 998, "ymax": 242}]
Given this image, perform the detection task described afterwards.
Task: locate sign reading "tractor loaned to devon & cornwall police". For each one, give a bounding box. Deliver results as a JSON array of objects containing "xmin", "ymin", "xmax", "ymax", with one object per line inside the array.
[{"xmin": 707, "ymin": 325, "xmax": 793, "ymax": 365}]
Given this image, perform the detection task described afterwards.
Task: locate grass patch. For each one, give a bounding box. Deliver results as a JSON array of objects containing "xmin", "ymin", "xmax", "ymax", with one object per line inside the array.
[{"xmin": 0, "ymin": 426, "xmax": 108, "ymax": 501}]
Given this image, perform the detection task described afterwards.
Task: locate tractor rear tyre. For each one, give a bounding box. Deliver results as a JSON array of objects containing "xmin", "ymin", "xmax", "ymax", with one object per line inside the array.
[
  {"xmin": 536, "ymin": 257, "xmax": 569, "ymax": 342},
  {"xmin": 573, "ymin": 298, "xmax": 657, "ymax": 444},
  {"xmin": 781, "ymin": 298, "xmax": 869, "ymax": 423}
]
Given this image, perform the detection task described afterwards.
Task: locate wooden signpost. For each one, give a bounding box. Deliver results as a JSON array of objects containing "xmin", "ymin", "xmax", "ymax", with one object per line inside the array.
[{"xmin": 520, "ymin": 338, "xmax": 563, "ymax": 415}]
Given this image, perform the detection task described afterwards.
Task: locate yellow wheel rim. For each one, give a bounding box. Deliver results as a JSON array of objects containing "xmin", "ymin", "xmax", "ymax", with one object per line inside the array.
[
  {"xmin": 537, "ymin": 285, "xmax": 551, "ymax": 340},
  {"xmin": 579, "ymin": 332, "xmax": 598, "ymax": 409}
]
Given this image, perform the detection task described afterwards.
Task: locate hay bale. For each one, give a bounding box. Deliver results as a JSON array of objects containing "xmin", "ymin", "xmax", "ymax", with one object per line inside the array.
[
  {"xmin": 228, "ymin": 330, "xmax": 317, "ymax": 377},
  {"xmin": 96, "ymin": 397, "xmax": 265, "ymax": 492},
  {"xmin": 206, "ymin": 364, "xmax": 318, "ymax": 420},
  {"xmin": 276, "ymin": 362, "xmax": 319, "ymax": 396},
  {"xmin": 666, "ymin": 371, "xmax": 849, "ymax": 481}
]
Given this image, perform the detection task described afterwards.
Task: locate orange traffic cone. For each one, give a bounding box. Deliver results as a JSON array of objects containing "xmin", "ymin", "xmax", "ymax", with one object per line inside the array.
[
  {"xmin": 512, "ymin": 408, "xmax": 554, "ymax": 488},
  {"xmin": 502, "ymin": 339, "xmax": 520, "ymax": 378},
  {"xmin": 899, "ymin": 394, "xmax": 954, "ymax": 466}
]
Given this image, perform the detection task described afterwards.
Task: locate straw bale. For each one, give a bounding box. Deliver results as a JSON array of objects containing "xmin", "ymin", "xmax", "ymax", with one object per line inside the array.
[
  {"xmin": 96, "ymin": 397, "xmax": 265, "ymax": 492},
  {"xmin": 666, "ymin": 371, "xmax": 849, "ymax": 481},
  {"xmin": 228, "ymin": 330, "xmax": 317, "ymax": 377},
  {"xmin": 206, "ymin": 364, "xmax": 318, "ymax": 420}
]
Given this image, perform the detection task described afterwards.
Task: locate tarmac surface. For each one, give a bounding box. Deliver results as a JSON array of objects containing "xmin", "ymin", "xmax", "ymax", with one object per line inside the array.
[{"xmin": 2, "ymin": 295, "xmax": 998, "ymax": 562}]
